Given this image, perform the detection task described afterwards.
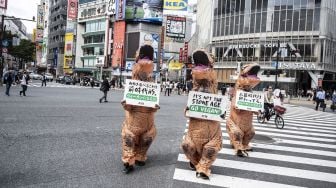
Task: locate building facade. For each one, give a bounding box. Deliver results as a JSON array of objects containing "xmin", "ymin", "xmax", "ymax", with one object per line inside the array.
[
  {"xmin": 203, "ymin": 0, "xmax": 336, "ymax": 94},
  {"xmin": 47, "ymin": 0, "xmax": 68, "ymax": 75}
]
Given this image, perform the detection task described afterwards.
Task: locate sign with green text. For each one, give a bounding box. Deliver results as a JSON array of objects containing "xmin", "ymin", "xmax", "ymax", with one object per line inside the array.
[
  {"xmin": 123, "ymin": 79, "xmax": 160, "ymax": 108},
  {"xmin": 235, "ymin": 90, "xmax": 264, "ymax": 112},
  {"xmin": 186, "ymin": 91, "xmax": 227, "ymax": 122}
]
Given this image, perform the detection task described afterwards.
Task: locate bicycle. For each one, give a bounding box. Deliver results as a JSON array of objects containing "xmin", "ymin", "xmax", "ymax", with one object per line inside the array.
[{"xmin": 257, "ymin": 105, "xmax": 286, "ymax": 129}]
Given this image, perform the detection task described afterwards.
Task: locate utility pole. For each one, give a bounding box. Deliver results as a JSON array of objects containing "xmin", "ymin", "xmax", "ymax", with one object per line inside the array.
[
  {"xmin": 275, "ymin": 39, "xmax": 280, "ymax": 89},
  {"xmin": 0, "ymin": 14, "xmax": 5, "ymax": 86}
]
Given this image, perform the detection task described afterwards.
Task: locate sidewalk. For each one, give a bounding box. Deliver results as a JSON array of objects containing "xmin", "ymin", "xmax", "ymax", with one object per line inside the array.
[{"xmin": 286, "ymin": 97, "xmax": 335, "ymax": 113}]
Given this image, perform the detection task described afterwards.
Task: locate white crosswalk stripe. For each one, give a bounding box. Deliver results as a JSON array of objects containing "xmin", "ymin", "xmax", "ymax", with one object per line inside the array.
[{"xmin": 173, "ymin": 105, "xmax": 336, "ymax": 188}]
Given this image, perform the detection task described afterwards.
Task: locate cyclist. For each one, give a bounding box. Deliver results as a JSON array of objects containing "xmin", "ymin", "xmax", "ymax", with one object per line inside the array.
[{"xmin": 263, "ymin": 86, "xmax": 274, "ymax": 122}]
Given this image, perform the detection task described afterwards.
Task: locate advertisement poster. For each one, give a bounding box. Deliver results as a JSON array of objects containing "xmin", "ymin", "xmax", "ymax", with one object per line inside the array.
[
  {"xmin": 235, "ymin": 90, "xmax": 264, "ymax": 112},
  {"xmin": 37, "ymin": 5, "xmax": 44, "ymax": 29},
  {"xmin": 163, "ymin": 0, "xmax": 188, "ymax": 16},
  {"xmin": 125, "ymin": 0, "xmax": 163, "ymax": 22},
  {"xmin": 67, "ymin": 0, "xmax": 78, "ymax": 20},
  {"xmin": 64, "ymin": 33, "xmax": 74, "ymax": 57},
  {"xmin": 123, "ymin": 79, "xmax": 161, "ymax": 108},
  {"xmin": 166, "ymin": 16, "xmax": 186, "ymax": 38},
  {"xmin": 186, "ymin": 91, "xmax": 227, "ymax": 122},
  {"xmin": 116, "ymin": 0, "xmax": 126, "ymax": 20}
]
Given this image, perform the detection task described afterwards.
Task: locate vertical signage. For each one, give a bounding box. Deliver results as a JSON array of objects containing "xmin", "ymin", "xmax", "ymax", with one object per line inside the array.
[
  {"xmin": 107, "ymin": 0, "xmax": 116, "ymax": 15},
  {"xmin": 179, "ymin": 48, "xmax": 183, "ymax": 63},
  {"xmin": 67, "ymin": 0, "xmax": 78, "ymax": 20},
  {"xmin": 112, "ymin": 21, "xmax": 126, "ymax": 68},
  {"xmin": 184, "ymin": 42, "xmax": 188, "ymax": 62},
  {"xmin": 37, "ymin": 5, "xmax": 44, "ymax": 29},
  {"xmin": 116, "ymin": 0, "xmax": 125, "ymax": 20}
]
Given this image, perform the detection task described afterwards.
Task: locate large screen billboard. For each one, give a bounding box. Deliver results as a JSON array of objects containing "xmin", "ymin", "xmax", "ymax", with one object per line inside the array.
[
  {"xmin": 166, "ymin": 16, "xmax": 186, "ymax": 38},
  {"xmin": 125, "ymin": 0, "xmax": 163, "ymax": 23}
]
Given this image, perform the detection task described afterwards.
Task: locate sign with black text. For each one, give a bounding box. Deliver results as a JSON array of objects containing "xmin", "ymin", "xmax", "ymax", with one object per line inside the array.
[
  {"xmin": 186, "ymin": 91, "xmax": 227, "ymax": 122},
  {"xmin": 123, "ymin": 79, "xmax": 160, "ymax": 108},
  {"xmin": 235, "ymin": 90, "xmax": 264, "ymax": 112},
  {"xmin": 166, "ymin": 16, "xmax": 186, "ymax": 38}
]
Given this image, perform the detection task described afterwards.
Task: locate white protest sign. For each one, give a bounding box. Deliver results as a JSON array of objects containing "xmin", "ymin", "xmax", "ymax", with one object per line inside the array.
[
  {"xmin": 186, "ymin": 91, "xmax": 227, "ymax": 122},
  {"xmin": 235, "ymin": 90, "xmax": 264, "ymax": 112},
  {"xmin": 123, "ymin": 79, "xmax": 160, "ymax": 108}
]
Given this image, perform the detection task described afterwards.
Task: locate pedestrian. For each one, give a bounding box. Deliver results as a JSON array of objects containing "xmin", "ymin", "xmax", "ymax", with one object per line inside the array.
[
  {"xmin": 228, "ymin": 84, "xmax": 234, "ymax": 101},
  {"xmin": 164, "ymin": 81, "xmax": 170, "ymax": 96},
  {"xmin": 169, "ymin": 81, "xmax": 174, "ymax": 95},
  {"xmin": 186, "ymin": 79, "xmax": 192, "ymax": 94},
  {"xmin": 41, "ymin": 73, "xmax": 47, "ymax": 87},
  {"xmin": 19, "ymin": 71, "xmax": 29, "ymax": 96},
  {"xmin": 4, "ymin": 70, "xmax": 14, "ymax": 96},
  {"xmin": 264, "ymin": 85, "xmax": 274, "ymax": 122},
  {"xmin": 315, "ymin": 87, "xmax": 326, "ymax": 111},
  {"xmin": 221, "ymin": 85, "xmax": 227, "ymax": 96},
  {"xmin": 99, "ymin": 75, "xmax": 110, "ymax": 103},
  {"xmin": 331, "ymin": 90, "xmax": 336, "ymax": 112},
  {"xmin": 90, "ymin": 77, "xmax": 94, "ymax": 88}
]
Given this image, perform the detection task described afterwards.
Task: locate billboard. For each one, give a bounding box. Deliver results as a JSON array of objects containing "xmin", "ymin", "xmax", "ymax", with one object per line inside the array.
[
  {"xmin": 163, "ymin": 0, "xmax": 188, "ymax": 16},
  {"xmin": 125, "ymin": 0, "xmax": 163, "ymax": 23},
  {"xmin": 67, "ymin": 0, "xmax": 78, "ymax": 20},
  {"xmin": 0, "ymin": 0, "xmax": 8, "ymax": 9},
  {"xmin": 112, "ymin": 21, "xmax": 126, "ymax": 68},
  {"xmin": 166, "ymin": 16, "xmax": 186, "ymax": 38},
  {"xmin": 37, "ymin": 5, "xmax": 44, "ymax": 29},
  {"xmin": 107, "ymin": 0, "xmax": 116, "ymax": 15},
  {"xmin": 64, "ymin": 33, "xmax": 74, "ymax": 70},
  {"xmin": 116, "ymin": 0, "xmax": 126, "ymax": 20}
]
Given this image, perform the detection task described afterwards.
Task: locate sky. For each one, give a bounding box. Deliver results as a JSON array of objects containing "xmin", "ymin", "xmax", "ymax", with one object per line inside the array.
[{"xmin": 6, "ymin": 0, "xmax": 40, "ymax": 34}]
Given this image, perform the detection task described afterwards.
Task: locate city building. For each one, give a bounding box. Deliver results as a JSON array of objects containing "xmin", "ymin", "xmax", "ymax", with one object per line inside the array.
[
  {"xmin": 47, "ymin": 0, "xmax": 68, "ymax": 75},
  {"xmin": 198, "ymin": 0, "xmax": 336, "ymax": 95}
]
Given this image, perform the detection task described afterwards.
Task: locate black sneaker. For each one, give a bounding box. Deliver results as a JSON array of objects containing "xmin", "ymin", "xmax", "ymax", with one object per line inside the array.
[
  {"xmin": 99, "ymin": 99, "xmax": 102, "ymax": 103},
  {"xmin": 189, "ymin": 162, "xmax": 196, "ymax": 171},
  {"xmin": 135, "ymin": 160, "xmax": 146, "ymax": 166},
  {"xmin": 122, "ymin": 163, "xmax": 134, "ymax": 174},
  {"xmin": 196, "ymin": 172, "xmax": 209, "ymax": 180}
]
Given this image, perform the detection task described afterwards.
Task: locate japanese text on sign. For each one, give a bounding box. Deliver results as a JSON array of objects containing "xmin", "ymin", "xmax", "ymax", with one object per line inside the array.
[
  {"xmin": 123, "ymin": 79, "xmax": 160, "ymax": 108},
  {"xmin": 235, "ymin": 90, "xmax": 264, "ymax": 112}
]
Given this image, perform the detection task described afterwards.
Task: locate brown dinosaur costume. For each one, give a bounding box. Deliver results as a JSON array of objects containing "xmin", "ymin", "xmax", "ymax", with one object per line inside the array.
[
  {"xmin": 226, "ymin": 63, "xmax": 261, "ymax": 157},
  {"xmin": 181, "ymin": 50, "xmax": 223, "ymax": 180},
  {"xmin": 121, "ymin": 45, "xmax": 159, "ymax": 174}
]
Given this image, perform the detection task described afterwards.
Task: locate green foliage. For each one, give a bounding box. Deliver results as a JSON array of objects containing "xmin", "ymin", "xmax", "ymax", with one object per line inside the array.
[{"xmin": 10, "ymin": 39, "xmax": 35, "ymax": 62}]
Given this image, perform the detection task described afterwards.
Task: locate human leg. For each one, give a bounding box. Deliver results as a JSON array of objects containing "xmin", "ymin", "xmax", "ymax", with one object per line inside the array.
[
  {"xmin": 181, "ymin": 134, "xmax": 201, "ymax": 168},
  {"xmin": 135, "ymin": 124, "xmax": 156, "ymax": 163}
]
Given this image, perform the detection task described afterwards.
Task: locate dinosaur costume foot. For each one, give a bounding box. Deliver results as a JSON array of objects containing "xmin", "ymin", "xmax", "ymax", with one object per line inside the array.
[
  {"xmin": 189, "ymin": 162, "xmax": 196, "ymax": 171},
  {"xmin": 196, "ymin": 172, "xmax": 210, "ymax": 180},
  {"xmin": 236, "ymin": 150, "xmax": 249, "ymax": 157},
  {"xmin": 135, "ymin": 160, "xmax": 146, "ymax": 166},
  {"xmin": 122, "ymin": 163, "xmax": 134, "ymax": 174}
]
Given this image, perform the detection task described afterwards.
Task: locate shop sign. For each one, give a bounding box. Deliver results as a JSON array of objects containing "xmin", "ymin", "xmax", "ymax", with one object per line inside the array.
[
  {"xmin": 278, "ymin": 62, "xmax": 316, "ymax": 70},
  {"xmin": 229, "ymin": 43, "xmax": 288, "ymax": 49},
  {"xmin": 163, "ymin": 0, "xmax": 188, "ymax": 16},
  {"xmin": 186, "ymin": 91, "xmax": 227, "ymax": 122},
  {"xmin": 123, "ymin": 79, "xmax": 161, "ymax": 108},
  {"xmin": 235, "ymin": 91, "xmax": 264, "ymax": 112}
]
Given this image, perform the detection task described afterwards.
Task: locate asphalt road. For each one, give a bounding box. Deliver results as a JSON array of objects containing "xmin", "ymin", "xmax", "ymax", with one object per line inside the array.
[{"xmin": 0, "ymin": 83, "xmax": 187, "ymax": 188}]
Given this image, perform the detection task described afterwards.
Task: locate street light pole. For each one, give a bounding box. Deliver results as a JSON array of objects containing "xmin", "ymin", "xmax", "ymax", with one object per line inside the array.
[{"xmin": 275, "ymin": 40, "xmax": 280, "ymax": 89}]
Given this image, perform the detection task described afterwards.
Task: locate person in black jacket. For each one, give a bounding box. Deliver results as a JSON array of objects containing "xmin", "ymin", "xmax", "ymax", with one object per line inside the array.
[
  {"xmin": 4, "ymin": 70, "xmax": 14, "ymax": 96},
  {"xmin": 99, "ymin": 76, "xmax": 110, "ymax": 103}
]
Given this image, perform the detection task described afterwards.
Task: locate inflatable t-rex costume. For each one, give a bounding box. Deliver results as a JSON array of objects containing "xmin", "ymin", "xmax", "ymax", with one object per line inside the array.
[
  {"xmin": 182, "ymin": 50, "xmax": 223, "ymax": 180},
  {"xmin": 121, "ymin": 45, "xmax": 160, "ymax": 174},
  {"xmin": 226, "ymin": 63, "xmax": 261, "ymax": 157}
]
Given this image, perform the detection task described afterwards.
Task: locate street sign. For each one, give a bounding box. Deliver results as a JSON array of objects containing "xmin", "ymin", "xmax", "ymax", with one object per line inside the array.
[{"xmin": 2, "ymin": 47, "xmax": 8, "ymax": 54}]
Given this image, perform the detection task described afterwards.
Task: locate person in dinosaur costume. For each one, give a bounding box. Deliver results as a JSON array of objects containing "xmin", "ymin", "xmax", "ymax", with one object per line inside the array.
[
  {"xmin": 182, "ymin": 50, "xmax": 223, "ymax": 180},
  {"xmin": 226, "ymin": 63, "xmax": 261, "ymax": 157},
  {"xmin": 121, "ymin": 45, "xmax": 160, "ymax": 174}
]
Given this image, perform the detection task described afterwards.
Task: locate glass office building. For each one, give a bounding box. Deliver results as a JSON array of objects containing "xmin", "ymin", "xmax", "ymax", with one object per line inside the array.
[{"xmin": 210, "ymin": 0, "xmax": 336, "ymax": 94}]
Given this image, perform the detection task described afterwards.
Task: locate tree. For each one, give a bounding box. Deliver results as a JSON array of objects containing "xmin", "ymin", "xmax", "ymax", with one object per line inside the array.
[{"xmin": 10, "ymin": 39, "xmax": 35, "ymax": 64}]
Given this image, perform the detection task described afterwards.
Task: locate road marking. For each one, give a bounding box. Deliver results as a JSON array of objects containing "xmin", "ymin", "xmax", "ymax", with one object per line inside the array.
[{"xmin": 254, "ymin": 126, "xmax": 336, "ymax": 138}]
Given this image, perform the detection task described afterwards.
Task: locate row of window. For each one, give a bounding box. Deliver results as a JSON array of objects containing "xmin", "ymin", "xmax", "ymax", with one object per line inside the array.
[
  {"xmin": 84, "ymin": 34, "xmax": 105, "ymax": 44},
  {"xmin": 83, "ymin": 47, "xmax": 104, "ymax": 56},
  {"xmin": 213, "ymin": 7, "xmax": 320, "ymax": 37},
  {"xmin": 85, "ymin": 19, "xmax": 106, "ymax": 32}
]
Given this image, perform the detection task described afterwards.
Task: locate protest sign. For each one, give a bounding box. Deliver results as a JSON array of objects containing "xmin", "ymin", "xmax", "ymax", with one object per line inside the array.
[
  {"xmin": 123, "ymin": 79, "xmax": 160, "ymax": 108},
  {"xmin": 186, "ymin": 91, "xmax": 227, "ymax": 122},
  {"xmin": 235, "ymin": 90, "xmax": 264, "ymax": 112}
]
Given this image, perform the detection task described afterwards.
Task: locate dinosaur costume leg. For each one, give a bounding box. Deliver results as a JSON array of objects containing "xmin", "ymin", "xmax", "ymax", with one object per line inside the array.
[
  {"xmin": 195, "ymin": 130, "xmax": 222, "ymax": 177},
  {"xmin": 226, "ymin": 118, "xmax": 245, "ymax": 151},
  {"xmin": 135, "ymin": 124, "xmax": 157, "ymax": 162},
  {"xmin": 242, "ymin": 126, "xmax": 255, "ymax": 150},
  {"xmin": 121, "ymin": 122, "xmax": 138, "ymax": 166},
  {"xmin": 181, "ymin": 134, "xmax": 201, "ymax": 166}
]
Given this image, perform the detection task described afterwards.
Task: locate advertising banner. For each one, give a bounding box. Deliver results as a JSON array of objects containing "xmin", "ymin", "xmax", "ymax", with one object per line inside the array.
[
  {"xmin": 166, "ymin": 16, "xmax": 186, "ymax": 38},
  {"xmin": 186, "ymin": 91, "xmax": 227, "ymax": 122},
  {"xmin": 168, "ymin": 60, "xmax": 183, "ymax": 70},
  {"xmin": 0, "ymin": 0, "xmax": 8, "ymax": 9},
  {"xmin": 163, "ymin": 0, "xmax": 188, "ymax": 16},
  {"xmin": 36, "ymin": 29, "xmax": 43, "ymax": 43},
  {"xmin": 123, "ymin": 79, "xmax": 161, "ymax": 108},
  {"xmin": 235, "ymin": 91, "xmax": 264, "ymax": 112},
  {"xmin": 67, "ymin": 0, "xmax": 78, "ymax": 20},
  {"xmin": 107, "ymin": 0, "xmax": 116, "ymax": 15},
  {"xmin": 37, "ymin": 5, "xmax": 44, "ymax": 29},
  {"xmin": 64, "ymin": 33, "xmax": 74, "ymax": 69},
  {"xmin": 116, "ymin": 0, "xmax": 126, "ymax": 20},
  {"xmin": 125, "ymin": 0, "xmax": 163, "ymax": 22},
  {"xmin": 112, "ymin": 21, "xmax": 126, "ymax": 68}
]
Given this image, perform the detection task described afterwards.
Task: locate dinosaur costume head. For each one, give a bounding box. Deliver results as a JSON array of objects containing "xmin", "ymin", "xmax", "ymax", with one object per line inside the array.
[
  {"xmin": 192, "ymin": 50, "xmax": 217, "ymax": 93},
  {"xmin": 132, "ymin": 45, "xmax": 154, "ymax": 81},
  {"xmin": 236, "ymin": 63, "xmax": 261, "ymax": 91}
]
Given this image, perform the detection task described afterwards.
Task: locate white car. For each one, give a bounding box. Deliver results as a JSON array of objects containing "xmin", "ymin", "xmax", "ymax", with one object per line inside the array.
[
  {"xmin": 29, "ymin": 73, "xmax": 42, "ymax": 80},
  {"xmin": 44, "ymin": 73, "xmax": 53, "ymax": 82}
]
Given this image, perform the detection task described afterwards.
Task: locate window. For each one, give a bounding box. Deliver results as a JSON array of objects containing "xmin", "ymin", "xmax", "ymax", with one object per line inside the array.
[
  {"xmin": 255, "ymin": 13, "xmax": 261, "ymax": 33},
  {"xmin": 299, "ymin": 9, "xmax": 307, "ymax": 31},
  {"xmin": 313, "ymin": 7, "xmax": 320, "ymax": 30}
]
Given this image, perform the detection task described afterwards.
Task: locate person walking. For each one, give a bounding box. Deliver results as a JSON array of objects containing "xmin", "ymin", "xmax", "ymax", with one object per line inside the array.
[
  {"xmin": 41, "ymin": 73, "xmax": 47, "ymax": 87},
  {"xmin": 90, "ymin": 77, "xmax": 95, "ymax": 88},
  {"xmin": 331, "ymin": 90, "xmax": 336, "ymax": 112},
  {"xmin": 99, "ymin": 76, "xmax": 110, "ymax": 103},
  {"xmin": 264, "ymin": 86, "xmax": 274, "ymax": 122},
  {"xmin": 315, "ymin": 87, "xmax": 326, "ymax": 111},
  {"xmin": 221, "ymin": 85, "xmax": 227, "ymax": 96},
  {"xmin": 19, "ymin": 71, "xmax": 29, "ymax": 96},
  {"xmin": 4, "ymin": 70, "xmax": 14, "ymax": 96}
]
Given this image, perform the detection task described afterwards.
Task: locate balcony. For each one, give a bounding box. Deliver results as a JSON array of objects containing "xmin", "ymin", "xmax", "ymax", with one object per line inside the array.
[{"xmin": 82, "ymin": 30, "xmax": 105, "ymax": 37}]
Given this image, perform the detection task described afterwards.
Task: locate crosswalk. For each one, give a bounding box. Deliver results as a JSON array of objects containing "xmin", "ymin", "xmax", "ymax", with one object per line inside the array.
[
  {"xmin": 173, "ymin": 105, "xmax": 336, "ymax": 188},
  {"xmin": 28, "ymin": 82, "xmax": 91, "ymax": 89}
]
